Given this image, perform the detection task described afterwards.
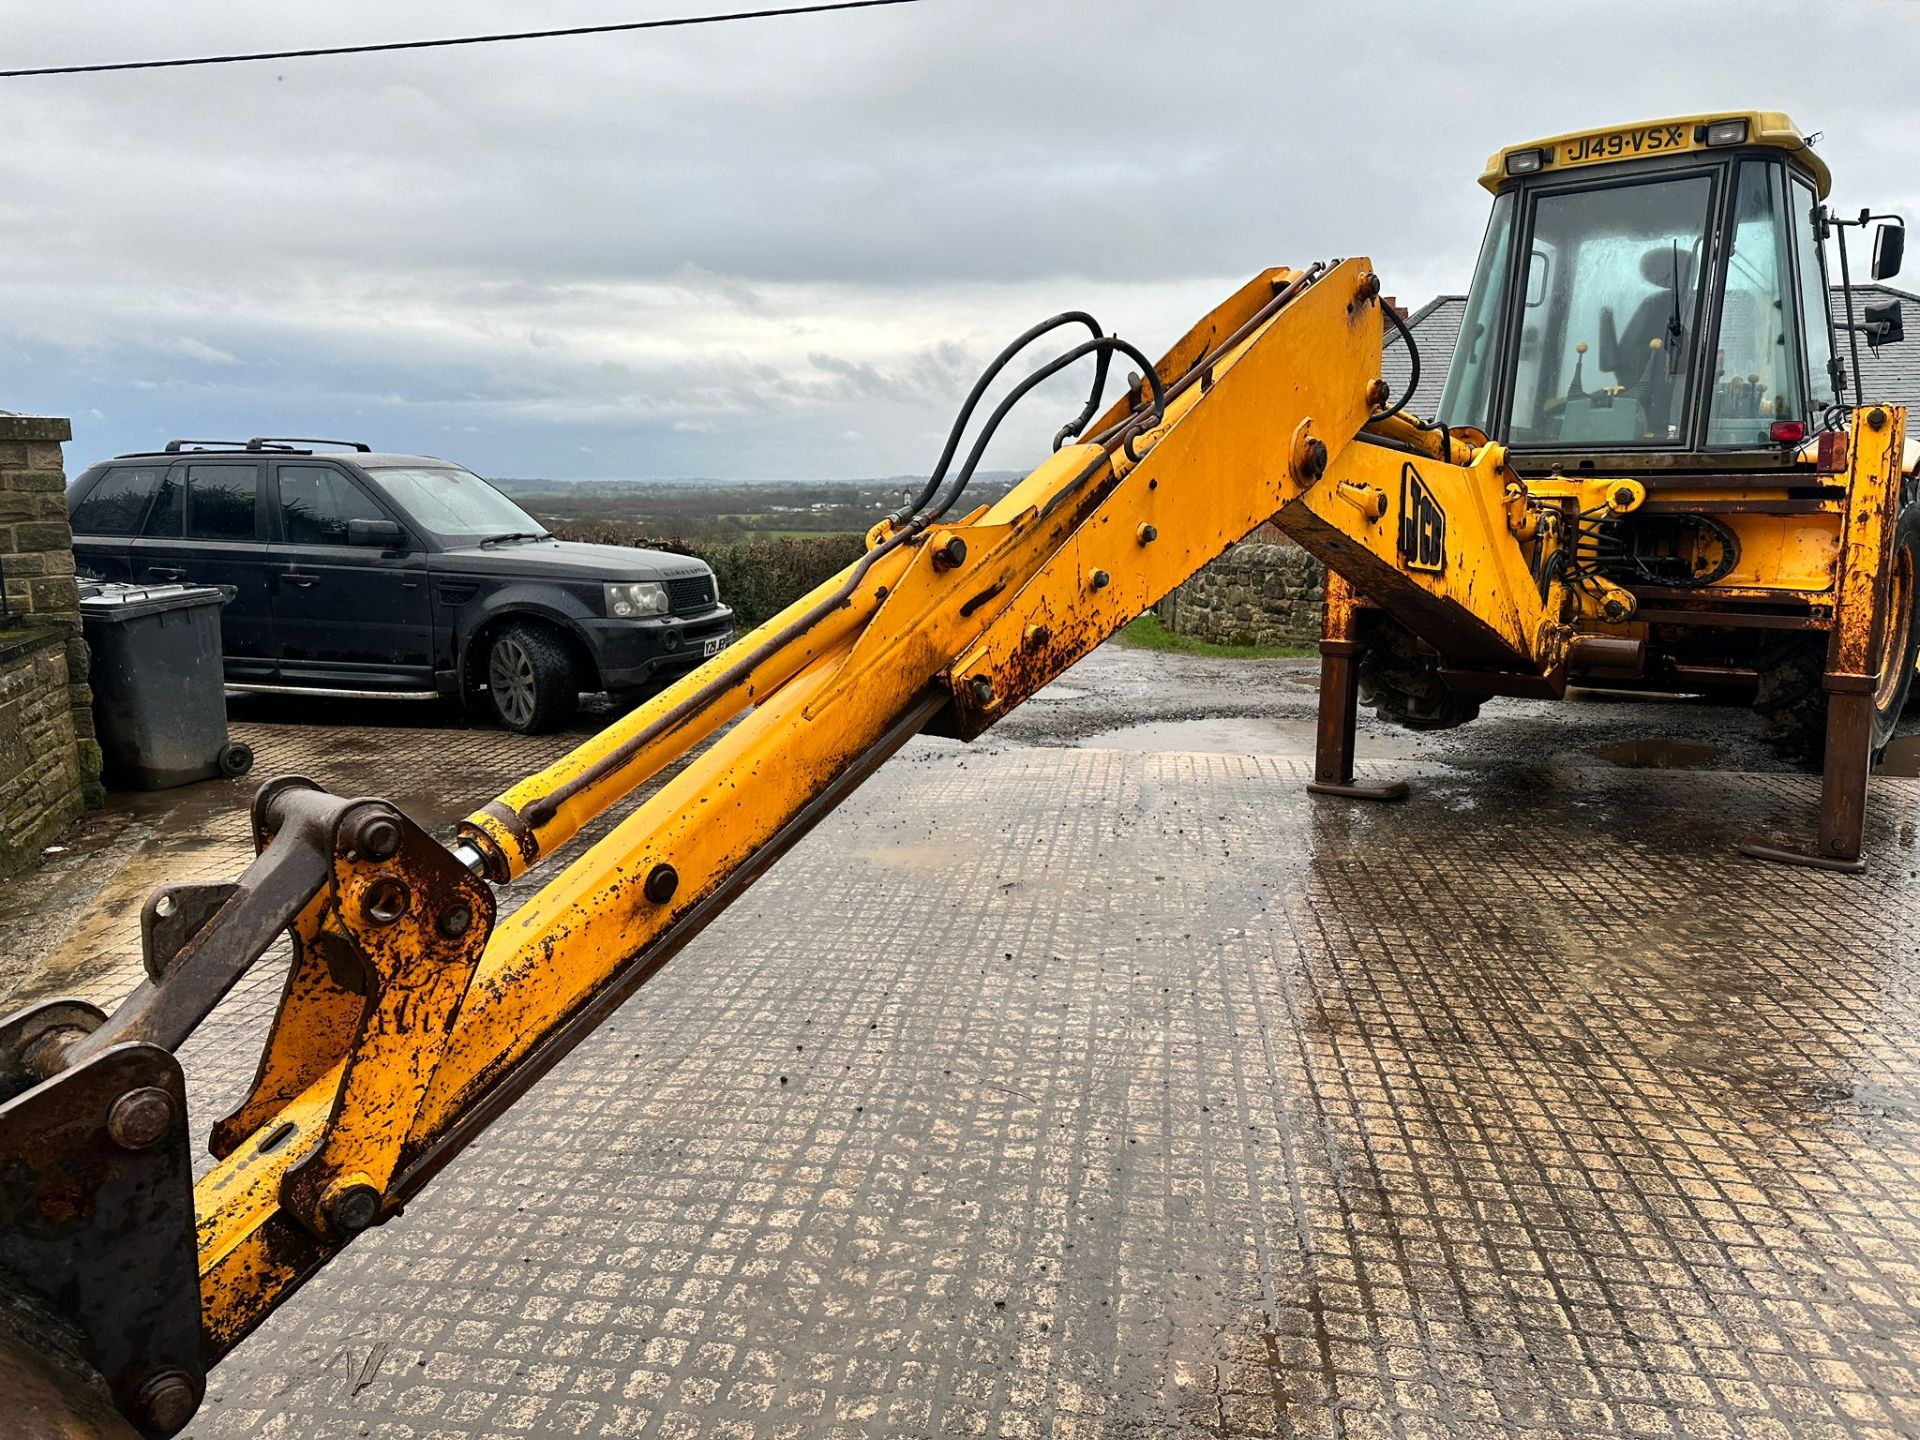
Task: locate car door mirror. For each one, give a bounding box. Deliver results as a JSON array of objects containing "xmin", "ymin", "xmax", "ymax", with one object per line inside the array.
[
  {"xmin": 1872, "ymin": 220, "xmax": 1905, "ymax": 281},
  {"xmin": 1863, "ymin": 299, "xmax": 1905, "ymax": 349},
  {"xmin": 347, "ymin": 518, "xmax": 406, "ymax": 549}
]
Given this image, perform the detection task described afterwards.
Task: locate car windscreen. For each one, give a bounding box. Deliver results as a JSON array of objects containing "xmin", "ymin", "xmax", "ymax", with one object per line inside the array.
[{"xmin": 364, "ymin": 467, "xmax": 545, "ymax": 544}]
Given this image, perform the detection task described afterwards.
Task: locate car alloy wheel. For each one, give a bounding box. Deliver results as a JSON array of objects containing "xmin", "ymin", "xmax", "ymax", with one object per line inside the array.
[{"xmin": 488, "ymin": 635, "xmax": 539, "ymax": 730}]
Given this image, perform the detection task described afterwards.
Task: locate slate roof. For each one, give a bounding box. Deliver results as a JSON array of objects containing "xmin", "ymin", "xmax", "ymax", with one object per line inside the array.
[
  {"xmin": 1833, "ymin": 283, "xmax": 1920, "ymax": 408},
  {"xmin": 1378, "ymin": 295, "xmax": 1464, "ymax": 421},
  {"xmin": 1379, "ymin": 285, "xmax": 1920, "ymax": 419}
]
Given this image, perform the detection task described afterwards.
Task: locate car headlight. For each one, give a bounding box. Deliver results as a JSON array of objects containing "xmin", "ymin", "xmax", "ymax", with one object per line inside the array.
[{"xmin": 604, "ymin": 581, "xmax": 668, "ymax": 618}]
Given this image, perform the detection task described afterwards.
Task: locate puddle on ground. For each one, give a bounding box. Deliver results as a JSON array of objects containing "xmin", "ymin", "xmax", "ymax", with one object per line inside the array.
[
  {"xmin": 1030, "ymin": 685, "xmax": 1088, "ymax": 702},
  {"xmin": 1072, "ymin": 716, "xmax": 1426, "ymax": 759},
  {"xmin": 1880, "ymin": 735, "xmax": 1920, "ymax": 778},
  {"xmin": 849, "ymin": 840, "xmax": 973, "ymax": 871},
  {"xmin": 1586, "ymin": 738, "xmax": 1722, "ymax": 769},
  {"xmin": 97, "ymin": 776, "xmax": 252, "ymax": 829}
]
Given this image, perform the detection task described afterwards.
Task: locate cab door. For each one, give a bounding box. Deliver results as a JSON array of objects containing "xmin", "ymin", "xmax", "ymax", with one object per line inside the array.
[
  {"xmin": 125, "ymin": 459, "xmax": 276, "ymax": 681},
  {"xmin": 267, "ymin": 461, "xmax": 433, "ymax": 692}
]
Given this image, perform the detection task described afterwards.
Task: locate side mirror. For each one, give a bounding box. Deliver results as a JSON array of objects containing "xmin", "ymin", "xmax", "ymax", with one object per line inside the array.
[
  {"xmin": 1598, "ymin": 307, "xmax": 1620, "ymax": 373},
  {"xmin": 1863, "ymin": 299, "xmax": 1905, "ymax": 349},
  {"xmin": 347, "ymin": 518, "xmax": 406, "ymax": 549},
  {"xmin": 1872, "ymin": 220, "xmax": 1905, "ymax": 281}
]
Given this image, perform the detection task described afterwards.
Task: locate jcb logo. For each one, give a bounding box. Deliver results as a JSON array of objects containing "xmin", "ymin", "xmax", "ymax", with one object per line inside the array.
[{"xmin": 1399, "ymin": 463, "xmax": 1446, "ymax": 573}]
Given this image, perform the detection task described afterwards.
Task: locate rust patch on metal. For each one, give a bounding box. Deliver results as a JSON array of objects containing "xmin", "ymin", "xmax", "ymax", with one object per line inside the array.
[{"xmin": 478, "ymin": 800, "xmax": 540, "ymax": 864}]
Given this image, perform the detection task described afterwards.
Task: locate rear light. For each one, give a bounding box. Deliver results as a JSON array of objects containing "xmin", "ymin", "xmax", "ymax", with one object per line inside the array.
[
  {"xmin": 1817, "ymin": 431, "xmax": 1851, "ymax": 473},
  {"xmin": 1769, "ymin": 420, "xmax": 1807, "ymax": 445},
  {"xmin": 1504, "ymin": 148, "xmax": 1545, "ymax": 176},
  {"xmin": 1702, "ymin": 118, "xmax": 1750, "ymax": 147}
]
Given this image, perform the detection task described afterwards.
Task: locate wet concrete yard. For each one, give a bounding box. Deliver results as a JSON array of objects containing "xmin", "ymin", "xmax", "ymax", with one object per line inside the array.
[{"xmin": 7, "ymin": 647, "xmax": 1920, "ymax": 1438}]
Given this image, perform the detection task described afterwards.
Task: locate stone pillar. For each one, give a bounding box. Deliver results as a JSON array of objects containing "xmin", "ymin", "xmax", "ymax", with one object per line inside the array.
[{"xmin": 0, "ymin": 414, "xmax": 103, "ymax": 830}]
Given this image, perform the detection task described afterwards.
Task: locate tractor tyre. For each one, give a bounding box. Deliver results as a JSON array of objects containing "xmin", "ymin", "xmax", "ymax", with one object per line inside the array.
[
  {"xmin": 1356, "ymin": 613, "xmax": 1482, "ymax": 732},
  {"xmin": 1755, "ymin": 503, "xmax": 1920, "ymax": 765}
]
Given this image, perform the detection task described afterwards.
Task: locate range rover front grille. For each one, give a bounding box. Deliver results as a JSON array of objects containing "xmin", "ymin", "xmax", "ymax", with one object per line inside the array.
[{"xmin": 666, "ymin": 574, "xmax": 715, "ymax": 614}]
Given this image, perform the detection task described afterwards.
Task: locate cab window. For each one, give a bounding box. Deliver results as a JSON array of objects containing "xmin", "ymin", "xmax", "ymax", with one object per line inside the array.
[
  {"xmin": 69, "ymin": 466, "xmax": 162, "ymax": 536},
  {"xmin": 1437, "ymin": 191, "xmax": 1514, "ymax": 432},
  {"xmin": 277, "ymin": 465, "xmax": 387, "ymax": 545},
  {"xmin": 1790, "ymin": 174, "xmax": 1838, "ymax": 410},
  {"xmin": 1504, "ymin": 173, "xmax": 1715, "ymax": 447},
  {"xmin": 1706, "ymin": 161, "xmax": 1802, "ymax": 444}
]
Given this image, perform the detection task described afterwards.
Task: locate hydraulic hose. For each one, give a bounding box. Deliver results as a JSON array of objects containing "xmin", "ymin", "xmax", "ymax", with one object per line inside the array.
[
  {"xmin": 885, "ymin": 311, "xmax": 1108, "ymax": 528},
  {"xmin": 924, "ymin": 334, "xmax": 1167, "ymax": 525},
  {"xmin": 488, "ymin": 319, "xmax": 1165, "ymax": 852},
  {"xmin": 1372, "ymin": 298, "xmax": 1420, "ymax": 423}
]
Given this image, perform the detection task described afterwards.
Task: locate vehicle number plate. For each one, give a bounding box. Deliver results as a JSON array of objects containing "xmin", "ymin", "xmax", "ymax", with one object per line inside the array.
[
  {"xmin": 703, "ymin": 635, "xmax": 727, "ymax": 657},
  {"xmin": 1558, "ymin": 123, "xmax": 1688, "ymax": 166}
]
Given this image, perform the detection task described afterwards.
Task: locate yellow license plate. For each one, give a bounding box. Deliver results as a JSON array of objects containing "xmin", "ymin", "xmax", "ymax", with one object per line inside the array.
[{"xmin": 1557, "ymin": 123, "xmax": 1692, "ymax": 167}]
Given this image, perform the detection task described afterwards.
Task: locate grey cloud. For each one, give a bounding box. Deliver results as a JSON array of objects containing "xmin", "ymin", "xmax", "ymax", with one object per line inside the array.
[
  {"xmin": 0, "ymin": 1, "xmax": 1914, "ymax": 478},
  {"xmin": 804, "ymin": 341, "xmax": 975, "ymax": 405}
]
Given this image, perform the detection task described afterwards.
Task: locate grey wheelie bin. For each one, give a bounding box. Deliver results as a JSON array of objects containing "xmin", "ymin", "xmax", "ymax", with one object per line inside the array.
[{"xmin": 79, "ymin": 581, "xmax": 254, "ymax": 789}]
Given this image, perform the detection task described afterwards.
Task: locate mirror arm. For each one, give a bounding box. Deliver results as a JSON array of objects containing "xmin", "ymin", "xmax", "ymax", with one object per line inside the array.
[{"xmin": 1834, "ymin": 208, "xmax": 1865, "ymax": 407}]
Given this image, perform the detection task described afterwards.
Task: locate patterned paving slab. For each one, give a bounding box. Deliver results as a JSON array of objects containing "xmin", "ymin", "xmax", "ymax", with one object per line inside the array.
[{"xmin": 61, "ymin": 731, "xmax": 1913, "ymax": 1440}]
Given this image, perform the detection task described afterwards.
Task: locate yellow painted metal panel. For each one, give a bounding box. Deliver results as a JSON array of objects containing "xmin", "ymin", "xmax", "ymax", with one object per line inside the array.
[{"xmin": 1480, "ymin": 110, "xmax": 1829, "ymax": 195}]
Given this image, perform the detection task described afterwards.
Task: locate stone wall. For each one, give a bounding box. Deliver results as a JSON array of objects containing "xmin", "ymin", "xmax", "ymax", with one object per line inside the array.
[
  {"xmin": 1155, "ymin": 539, "xmax": 1326, "ymax": 648},
  {"xmin": 0, "ymin": 627, "xmax": 88, "ymax": 875},
  {"xmin": 0, "ymin": 414, "xmax": 99, "ymax": 877}
]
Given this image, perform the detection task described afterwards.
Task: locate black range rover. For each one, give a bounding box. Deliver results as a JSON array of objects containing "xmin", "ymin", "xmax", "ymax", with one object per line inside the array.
[{"xmin": 66, "ymin": 438, "xmax": 733, "ymax": 733}]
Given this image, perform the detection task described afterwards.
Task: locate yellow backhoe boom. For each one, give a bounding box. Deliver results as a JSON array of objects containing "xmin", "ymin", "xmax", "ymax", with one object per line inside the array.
[{"xmin": 0, "ymin": 253, "xmax": 1905, "ymax": 1438}]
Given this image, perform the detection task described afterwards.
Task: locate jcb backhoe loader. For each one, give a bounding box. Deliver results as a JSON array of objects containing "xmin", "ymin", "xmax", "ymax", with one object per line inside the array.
[{"xmin": 0, "ymin": 110, "xmax": 1911, "ymax": 1437}]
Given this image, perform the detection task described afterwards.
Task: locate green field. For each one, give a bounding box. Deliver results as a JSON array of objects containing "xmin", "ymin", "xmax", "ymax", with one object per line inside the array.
[{"xmin": 498, "ymin": 475, "xmax": 1021, "ymax": 547}]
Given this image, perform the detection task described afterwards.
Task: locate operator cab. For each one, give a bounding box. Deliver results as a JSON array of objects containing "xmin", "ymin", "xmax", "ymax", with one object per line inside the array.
[{"xmin": 1438, "ymin": 111, "xmax": 1904, "ymax": 471}]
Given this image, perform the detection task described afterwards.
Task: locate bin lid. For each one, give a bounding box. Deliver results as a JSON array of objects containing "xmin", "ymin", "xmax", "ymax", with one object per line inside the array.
[{"xmin": 77, "ymin": 580, "xmax": 235, "ymax": 621}]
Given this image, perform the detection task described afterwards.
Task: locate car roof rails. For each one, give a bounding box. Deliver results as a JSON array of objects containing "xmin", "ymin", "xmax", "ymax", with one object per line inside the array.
[
  {"xmin": 155, "ymin": 437, "xmax": 373, "ymax": 455},
  {"xmin": 244, "ymin": 437, "xmax": 373, "ymax": 453},
  {"xmin": 160, "ymin": 438, "xmax": 308, "ymax": 454}
]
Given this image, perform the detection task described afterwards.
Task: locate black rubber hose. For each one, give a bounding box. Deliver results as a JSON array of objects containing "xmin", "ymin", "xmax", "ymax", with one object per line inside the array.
[
  {"xmin": 1084, "ymin": 263, "xmax": 1325, "ymax": 451},
  {"xmin": 1054, "ymin": 345, "xmax": 1114, "ymax": 452},
  {"xmin": 886, "ymin": 310, "xmax": 1106, "ymax": 527},
  {"xmin": 924, "ymin": 334, "xmax": 1168, "ymax": 524},
  {"xmin": 1372, "ymin": 299, "xmax": 1420, "ymax": 423}
]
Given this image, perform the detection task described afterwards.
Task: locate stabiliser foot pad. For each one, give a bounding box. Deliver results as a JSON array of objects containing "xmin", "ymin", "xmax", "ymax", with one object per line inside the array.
[
  {"xmin": 1307, "ymin": 779, "xmax": 1411, "ymax": 802},
  {"xmin": 1738, "ymin": 838, "xmax": 1866, "ymax": 874}
]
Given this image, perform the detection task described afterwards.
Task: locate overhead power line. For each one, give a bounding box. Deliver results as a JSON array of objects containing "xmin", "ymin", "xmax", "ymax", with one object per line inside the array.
[{"xmin": 0, "ymin": 0, "xmax": 929, "ymax": 79}]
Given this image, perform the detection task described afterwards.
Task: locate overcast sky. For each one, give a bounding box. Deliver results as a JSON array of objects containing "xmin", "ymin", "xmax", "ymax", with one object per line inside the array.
[{"xmin": 2, "ymin": 0, "xmax": 1916, "ymax": 481}]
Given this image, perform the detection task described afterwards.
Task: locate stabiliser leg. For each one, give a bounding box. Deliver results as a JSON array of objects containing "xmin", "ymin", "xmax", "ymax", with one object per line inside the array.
[
  {"xmin": 1306, "ymin": 582, "xmax": 1408, "ymax": 802},
  {"xmin": 1740, "ymin": 684, "xmax": 1873, "ymax": 873},
  {"xmin": 1740, "ymin": 404, "xmax": 1906, "ymax": 874}
]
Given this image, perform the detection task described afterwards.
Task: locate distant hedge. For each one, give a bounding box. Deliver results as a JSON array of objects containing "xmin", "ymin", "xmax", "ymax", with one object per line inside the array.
[{"xmin": 551, "ymin": 521, "xmax": 866, "ymax": 631}]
